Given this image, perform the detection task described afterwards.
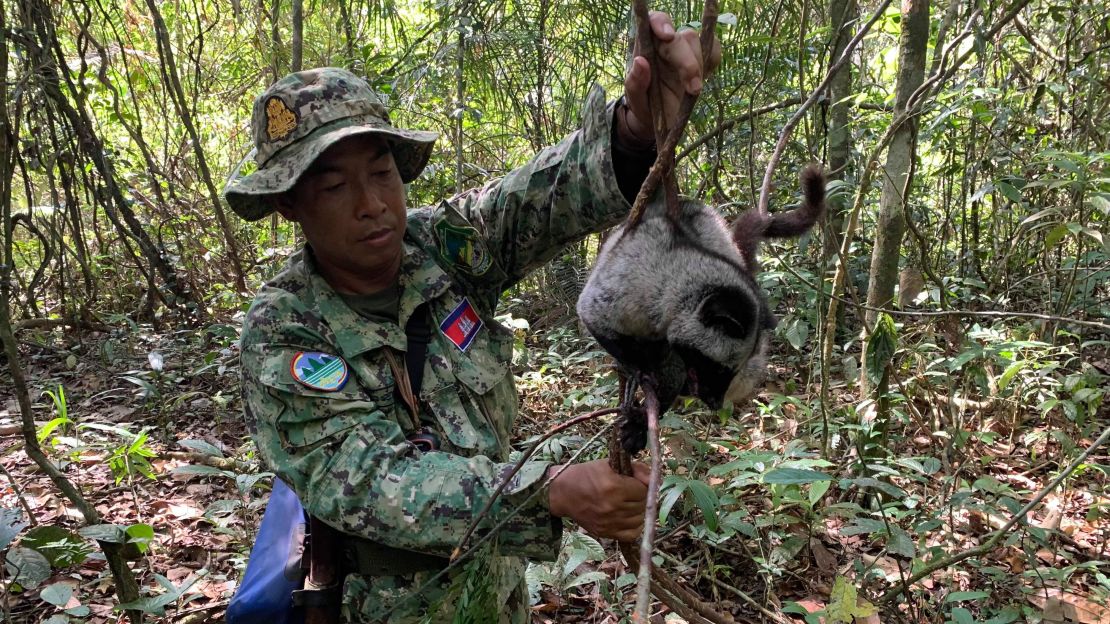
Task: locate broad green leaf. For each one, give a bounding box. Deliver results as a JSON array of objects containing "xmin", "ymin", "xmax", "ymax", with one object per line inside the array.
[
  {"xmin": 5, "ymin": 547, "xmax": 51, "ymax": 589},
  {"xmin": 950, "ymin": 606, "xmax": 975, "ymax": 624},
  {"xmin": 865, "ymin": 314, "xmax": 898, "ymax": 386},
  {"xmin": 39, "ymin": 581, "xmax": 75, "ymax": 607},
  {"xmin": 849, "ymin": 477, "xmax": 906, "ymax": 498},
  {"xmin": 809, "ymin": 480, "xmax": 832, "ymax": 507},
  {"xmin": 1045, "ymin": 223, "xmax": 1069, "ymax": 250},
  {"xmin": 126, "ymin": 524, "xmax": 156, "ymax": 554},
  {"xmin": 21, "ymin": 525, "xmax": 89, "ymax": 568},
  {"xmin": 996, "ymin": 181, "xmax": 1022, "ymax": 204},
  {"xmin": 763, "ymin": 468, "xmax": 834, "ymax": 485},
  {"xmin": 178, "ymin": 439, "xmax": 224, "ymax": 458},
  {"xmin": 840, "ymin": 518, "xmax": 887, "ymax": 536},
  {"xmin": 685, "ymin": 479, "xmax": 719, "ymax": 531},
  {"xmin": 998, "ymin": 360, "xmax": 1027, "ymax": 392},
  {"xmin": 564, "ymin": 570, "xmax": 607, "ymax": 589},
  {"xmin": 945, "ymin": 590, "xmax": 991, "ymax": 602},
  {"xmin": 78, "ymin": 524, "xmax": 127, "ymax": 543},
  {"xmin": 887, "ymin": 525, "xmax": 915, "ymax": 557},
  {"xmin": 784, "ymin": 320, "xmax": 809, "ymax": 351},
  {"xmin": 171, "ymin": 465, "xmax": 233, "ymax": 477},
  {"xmin": 658, "ymin": 481, "xmax": 686, "ymax": 525}
]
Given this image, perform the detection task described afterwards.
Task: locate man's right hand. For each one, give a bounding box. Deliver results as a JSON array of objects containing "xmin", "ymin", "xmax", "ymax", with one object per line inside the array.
[{"xmin": 547, "ymin": 459, "xmax": 651, "ymax": 543}]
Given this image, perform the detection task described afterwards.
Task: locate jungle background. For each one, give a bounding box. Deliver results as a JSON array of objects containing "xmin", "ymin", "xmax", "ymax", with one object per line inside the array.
[{"xmin": 1, "ymin": 0, "xmax": 1108, "ymax": 622}]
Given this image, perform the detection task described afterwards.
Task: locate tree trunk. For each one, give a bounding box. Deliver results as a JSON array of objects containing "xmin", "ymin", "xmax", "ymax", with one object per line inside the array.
[
  {"xmin": 863, "ymin": 0, "xmax": 929, "ymax": 328},
  {"xmin": 145, "ymin": 0, "xmax": 248, "ymax": 293},
  {"xmin": 20, "ymin": 0, "xmax": 194, "ymax": 311},
  {"xmin": 824, "ymin": 0, "xmax": 857, "ymax": 260},
  {"xmin": 291, "ymin": 0, "xmax": 303, "ymax": 72},
  {"xmin": 339, "ymin": 0, "xmax": 356, "ymax": 70}
]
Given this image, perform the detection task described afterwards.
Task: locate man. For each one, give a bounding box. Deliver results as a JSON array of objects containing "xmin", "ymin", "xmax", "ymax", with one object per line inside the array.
[{"xmin": 224, "ymin": 13, "xmax": 719, "ymax": 623}]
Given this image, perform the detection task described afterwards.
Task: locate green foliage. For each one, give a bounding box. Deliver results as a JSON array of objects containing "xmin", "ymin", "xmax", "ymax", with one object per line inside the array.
[{"xmin": 526, "ymin": 531, "xmax": 607, "ymax": 603}]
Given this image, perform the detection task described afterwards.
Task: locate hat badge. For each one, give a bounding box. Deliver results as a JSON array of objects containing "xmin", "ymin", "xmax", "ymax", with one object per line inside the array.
[{"xmin": 265, "ymin": 97, "xmax": 297, "ymax": 141}]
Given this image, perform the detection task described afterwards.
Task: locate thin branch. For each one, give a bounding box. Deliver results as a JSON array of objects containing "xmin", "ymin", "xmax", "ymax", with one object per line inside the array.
[
  {"xmin": 676, "ymin": 97, "xmax": 801, "ymax": 162},
  {"xmin": 633, "ymin": 387, "xmax": 662, "ymax": 621},
  {"xmin": 755, "ymin": 0, "xmax": 893, "ymax": 217},
  {"xmin": 452, "ymin": 407, "xmax": 619, "ymax": 560}
]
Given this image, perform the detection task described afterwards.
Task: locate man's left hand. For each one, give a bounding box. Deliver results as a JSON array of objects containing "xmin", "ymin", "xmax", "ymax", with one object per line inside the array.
[{"xmin": 618, "ymin": 11, "xmax": 723, "ymax": 147}]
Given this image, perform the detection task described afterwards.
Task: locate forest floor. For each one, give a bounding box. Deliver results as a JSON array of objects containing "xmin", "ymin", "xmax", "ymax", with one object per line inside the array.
[{"xmin": 1, "ymin": 318, "xmax": 1109, "ymax": 624}]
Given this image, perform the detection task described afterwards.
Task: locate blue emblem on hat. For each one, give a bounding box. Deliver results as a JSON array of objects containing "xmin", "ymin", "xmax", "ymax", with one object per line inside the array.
[{"xmin": 290, "ymin": 352, "xmax": 349, "ymax": 391}]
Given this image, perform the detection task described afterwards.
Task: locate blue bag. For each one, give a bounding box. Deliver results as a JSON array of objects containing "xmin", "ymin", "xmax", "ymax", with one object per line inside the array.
[{"xmin": 227, "ymin": 478, "xmax": 307, "ymax": 624}]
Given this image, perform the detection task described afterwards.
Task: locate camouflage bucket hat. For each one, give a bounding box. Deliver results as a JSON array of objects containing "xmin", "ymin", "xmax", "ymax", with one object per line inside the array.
[{"xmin": 223, "ymin": 67, "xmax": 438, "ymax": 221}]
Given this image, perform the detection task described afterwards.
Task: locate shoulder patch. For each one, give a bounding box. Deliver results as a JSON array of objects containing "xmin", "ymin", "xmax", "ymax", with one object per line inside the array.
[
  {"xmin": 290, "ymin": 352, "xmax": 349, "ymax": 391},
  {"xmin": 434, "ymin": 219, "xmax": 493, "ymax": 276},
  {"xmin": 439, "ymin": 298, "xmax": 483, "ymax": 352}
]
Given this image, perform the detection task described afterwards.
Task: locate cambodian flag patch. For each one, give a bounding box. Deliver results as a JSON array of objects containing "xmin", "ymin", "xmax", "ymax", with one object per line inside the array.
[
  {"xmin": 290, "ymin": 352, "xmax": 349, "ymax": 391},
  {"xmin": 439, "ymin": 298, "xmax": 483, "ymax": 352}
]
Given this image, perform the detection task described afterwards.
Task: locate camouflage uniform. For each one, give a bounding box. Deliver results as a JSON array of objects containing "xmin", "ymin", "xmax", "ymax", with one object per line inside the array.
[{"xmin": 225, "ymin": 69, "xmax": 636, "ymax": 623}]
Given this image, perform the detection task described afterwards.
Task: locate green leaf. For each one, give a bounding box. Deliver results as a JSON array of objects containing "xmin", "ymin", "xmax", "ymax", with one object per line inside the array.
[
  {"xmin": 5, "ymin": 547, "xmax": 51, "ymax": 589},
  {"xmin": 809, "ymin": 480, "xmax": 832, "ymax": 507},
  {"xmin": 21, "ymin": 525, "xmax": 89, "ymax": 568},
  {"xmin": 178, "ymin": 439, "xmax": 224, "ymax": 458},
  {"xmin": 784, "ymin": 319, "xmax": 809, "ymax": 351},
  {"xmin": 763, "ymin": 468, "xmax": 834, "ymax": 485},
  {"xmin": 78, "ymin": 524, "xmax": 127, "ymax": 543},
  {"xmin": 865, "ymin": 314, "xmax": 898, "ymax": 386},
  {"xmin": 887, "ymin": 525, "xmax": 915, "ymax": 558},
  {"xmin": 126, "ymin": 524, "xmax": 155, "ymax": 554},
  {"xmin": 564, "ymin": 570, "xmax": 607, "ymax": 589},
  {"xmin": 840, "ymin": 518, "xmax": 887, "ymax": 536},
  {"xmin": 39, "ymin": 581, "xmax": 74, "ymax": 607},
  {"xmin": 950, "ymin": 606, "xmax": 975, "ymax": 624},
  {"xmin": 658, "ymin": 481, "xmax": 686, "ymax": 525},
  {"xmin": 996, "ymin": 181, "xmax": 1023, "ymax": 204},
  {"xmin": 171, "ymin": 465, "xmax": 232, "ymax": 478},
  {"xmin": 826, "ymin": 576, "xmax": 876, "ymax": 623},
  {"xmin": 685, "ymin": 479, "xmax": 719, "ymax": 531},
  {"xmin": 997, "ymin": 360, "xmax": 1027, "ymax": 392},
  {"xmin": 0, "ymin": 507, "xmax": 28, "ymax": 551},
  {"xmin": 945, "ymin": 590, "xmax": 991, "ymax": 602}
]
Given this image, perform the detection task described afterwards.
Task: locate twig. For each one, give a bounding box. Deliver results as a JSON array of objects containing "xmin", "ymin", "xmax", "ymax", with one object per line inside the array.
[
  {"xmin": 755, "ymin": 0, "xmax": 893, "ymax": 217},
  {"xmin": 676, "ymin": 97, "xmax": 802, "ymax": 162},
  {"xmin": 633, "ymin": 387, "xmax": 662, "ymax": 621},
  {"xmin": 452, "ymin": 407, "xmax": 619, "ymax": 560},
  {"xmin": 880, "ymin": 423, "xmax": 1110, "ymax": 604}
]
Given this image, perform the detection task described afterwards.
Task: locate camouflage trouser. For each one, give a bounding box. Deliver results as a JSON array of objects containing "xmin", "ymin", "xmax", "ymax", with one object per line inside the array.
[{"xmin": 341, "ymin": 554, "xmax": 530, "ymax": 624}]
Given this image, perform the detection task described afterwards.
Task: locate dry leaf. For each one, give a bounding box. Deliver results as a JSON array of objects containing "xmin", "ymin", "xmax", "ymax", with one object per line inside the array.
[{"xmin": 811, "ymin": 538, "xmax": 838, "ymax": 575}]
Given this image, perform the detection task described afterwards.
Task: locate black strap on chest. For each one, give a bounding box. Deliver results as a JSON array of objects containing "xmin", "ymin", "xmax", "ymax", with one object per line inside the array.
[{"xmin": 403, "ymin": 302, "xmax": 432, "ymax": 397}]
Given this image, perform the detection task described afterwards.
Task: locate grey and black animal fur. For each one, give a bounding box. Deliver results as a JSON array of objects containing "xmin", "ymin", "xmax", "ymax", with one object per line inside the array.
[{"xmin": 577, "ymin": 165, "xmax": 826, "ymax": 454}]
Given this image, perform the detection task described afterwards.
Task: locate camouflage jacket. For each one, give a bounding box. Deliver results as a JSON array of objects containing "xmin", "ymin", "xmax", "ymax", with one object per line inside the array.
[{"xmin": 240, "ymin": 86, "xmax": 631, "ymax": 623}]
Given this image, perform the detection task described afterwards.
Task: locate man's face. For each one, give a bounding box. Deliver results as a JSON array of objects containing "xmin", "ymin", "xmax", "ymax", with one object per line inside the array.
[{"xmin": 277, "ymin": 134, "xmax": 407, "ymax": 294}]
